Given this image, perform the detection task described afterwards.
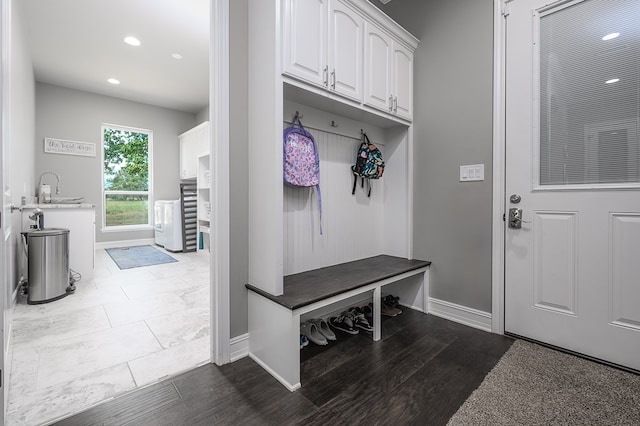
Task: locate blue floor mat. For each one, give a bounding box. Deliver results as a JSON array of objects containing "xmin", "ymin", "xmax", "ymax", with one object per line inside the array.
[{"xmin": 105, "ymin": 245, "xmax": 178, "ymax": 270}]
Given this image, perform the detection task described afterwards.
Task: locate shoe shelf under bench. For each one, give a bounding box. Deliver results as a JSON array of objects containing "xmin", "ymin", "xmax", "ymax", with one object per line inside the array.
[{"xmin": 246, "ymin": 255, "xmax": 431, "ymax": 391}]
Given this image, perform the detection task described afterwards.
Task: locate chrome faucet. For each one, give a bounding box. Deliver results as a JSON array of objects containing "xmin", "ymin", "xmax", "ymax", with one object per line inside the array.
[{"xmin": 38, "ymin": 171, "xmax": 61, "ymax": 196}]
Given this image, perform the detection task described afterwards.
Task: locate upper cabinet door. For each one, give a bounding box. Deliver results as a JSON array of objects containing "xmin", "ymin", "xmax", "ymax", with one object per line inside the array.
[
  {"xmin": 179, "ymin": 122, "xmax": 209, "ymax": 179},
  {"xmin": 392, "ymin": 43, "xmax": 413, "ymax": 120},
  {"xmin": 363, "ymin": 22, "xmax": 392, "ymax": 113},
  {"xmin": 283, "ymin": 0, "xmax": 329, "ymax": 88},
  {"xmin": 328, "ymin": 0, "xmax": 363, "ymax": 102},
  {"xmin": 180, "ymin": 135, "xmax": 198, "ymax": 179}
]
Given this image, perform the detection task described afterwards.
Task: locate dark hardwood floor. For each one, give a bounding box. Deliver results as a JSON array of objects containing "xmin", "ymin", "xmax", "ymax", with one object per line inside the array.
[{"xmin": 55, "ymin": 309, "xmax": 513, "ymax": 426}]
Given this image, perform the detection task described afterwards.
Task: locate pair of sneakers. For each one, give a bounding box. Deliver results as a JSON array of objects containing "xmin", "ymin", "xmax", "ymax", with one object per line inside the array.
[
  {"xmin": 300, "ymin": 318, "xmax": 337, "ymax": 346},
  {"xmin": 329, "ymin": 307, "xmax": 373, "ymax": 334}
]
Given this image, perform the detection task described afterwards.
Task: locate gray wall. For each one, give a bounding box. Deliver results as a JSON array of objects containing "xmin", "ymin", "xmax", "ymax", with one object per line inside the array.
[
  {"xmin": 377, "ymin": 0, "xmax": 495, "ymax": 312},
  {"xmin": 196, "ymin": 106, "xmax": 209, "ymax": 125},
  {"xmin": 229, "ymin": 0, "xmax": 249, "ymax": 338},
  {"xmin": 35, "ymin": 83, "xmax": 197, "ymax": 243}
]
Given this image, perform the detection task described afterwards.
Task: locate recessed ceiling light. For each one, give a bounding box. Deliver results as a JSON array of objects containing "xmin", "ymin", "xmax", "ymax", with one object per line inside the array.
[
  {"xmin": 171, "ymin": 53, "xmax": 183, "ymax": 60},
  {"xmin": 107, "ymin": 78, "xmax": 120, "ymax": 85},
  {"xmin": 602, "ymin": 32, "xmax": 620, "ymax": 41},
  {"xmin": 124, "ymin": 36, "xmax": 141, "ymax": 46},
  {"xmin": 605, "ymin": 78, "xmax": 620, "ymax": 84}
]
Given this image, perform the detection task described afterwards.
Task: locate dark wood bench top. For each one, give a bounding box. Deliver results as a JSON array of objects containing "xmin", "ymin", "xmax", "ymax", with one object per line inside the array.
[{"xmin": 245, "ymin": 255, "xmax": 431, "ymax": 310}]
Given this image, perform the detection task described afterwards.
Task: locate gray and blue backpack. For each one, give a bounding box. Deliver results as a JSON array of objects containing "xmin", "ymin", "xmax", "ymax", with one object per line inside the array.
[{"xmin": 352, "ymin": 133, "xmax": 384, "ymax": 197}]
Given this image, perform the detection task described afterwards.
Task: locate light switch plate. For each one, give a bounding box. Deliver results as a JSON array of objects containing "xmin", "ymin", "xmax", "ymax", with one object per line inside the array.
[{"xmin": 460, "ymin": 164, "xmax": 485, "ymax": 182}]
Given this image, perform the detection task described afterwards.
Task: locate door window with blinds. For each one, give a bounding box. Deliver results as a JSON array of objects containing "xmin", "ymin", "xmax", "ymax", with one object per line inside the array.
[{"xmin": 535, "ymin": 0, "xmax": 640, "ymax": 188}]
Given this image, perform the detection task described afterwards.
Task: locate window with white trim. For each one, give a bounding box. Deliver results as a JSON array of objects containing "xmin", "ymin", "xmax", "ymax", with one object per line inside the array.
[
  {"xmin": 102, "ymin": 124, "xmax": 152, "ymax": 228},
  {"xmin": 537, "ymin": 0, "xmax": 640, "ymax": 187}
]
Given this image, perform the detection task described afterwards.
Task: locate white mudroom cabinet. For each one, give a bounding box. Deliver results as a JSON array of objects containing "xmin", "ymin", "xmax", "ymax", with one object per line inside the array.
[{"xmin": 247, "ymin": 0, "xmax": 422, "ymax": 390}]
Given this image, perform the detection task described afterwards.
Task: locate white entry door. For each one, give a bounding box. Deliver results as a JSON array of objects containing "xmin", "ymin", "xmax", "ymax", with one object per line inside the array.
[{"xmin": 505, "ymin": 0, "xmax": 640, "ymax": 371}]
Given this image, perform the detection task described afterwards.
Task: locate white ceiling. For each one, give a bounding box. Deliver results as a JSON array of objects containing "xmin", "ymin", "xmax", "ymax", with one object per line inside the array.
[{"xmin": 21, "ymin": 0, "xmax": 210, "ymax": 114}]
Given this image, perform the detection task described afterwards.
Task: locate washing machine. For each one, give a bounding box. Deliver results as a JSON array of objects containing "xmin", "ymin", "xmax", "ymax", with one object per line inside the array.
[{"xmin": 154, "ymin": 200, "xmax": 183, "ymax": 251}]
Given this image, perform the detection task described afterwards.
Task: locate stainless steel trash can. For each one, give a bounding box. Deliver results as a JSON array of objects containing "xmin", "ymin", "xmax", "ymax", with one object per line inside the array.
[{"xmin": 26, "ymin": 228, "xmax": 71, "ymax": 304}]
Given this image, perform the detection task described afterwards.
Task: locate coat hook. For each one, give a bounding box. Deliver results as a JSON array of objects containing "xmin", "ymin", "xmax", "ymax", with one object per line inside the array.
[
  {"xmin": 330, "ymin": 120, "xmax": 339, "ymax": 128},
  {"xmin": 294, "ymin": 110, "xmax": 303, "ymax": 121}
]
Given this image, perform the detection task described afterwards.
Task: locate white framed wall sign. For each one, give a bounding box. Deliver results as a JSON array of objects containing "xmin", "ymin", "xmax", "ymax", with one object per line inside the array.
[{"xmin": 44, "ymin": 137, "xmax": 96, "ymax": 157}]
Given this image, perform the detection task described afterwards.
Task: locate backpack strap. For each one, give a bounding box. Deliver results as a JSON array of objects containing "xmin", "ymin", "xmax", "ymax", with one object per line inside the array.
[
  {"xmin": 316, "ymin": 184, "xmax": 323, "ymax": 235},
  {"xmin": 352, "ymin": 173, "xmax": 358, "ymax": 195}
]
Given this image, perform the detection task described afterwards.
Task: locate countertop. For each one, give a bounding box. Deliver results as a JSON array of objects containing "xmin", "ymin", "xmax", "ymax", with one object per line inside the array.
[{"xmin": 23, "ymin": 203, "xmax": 95, "ymax": 209}]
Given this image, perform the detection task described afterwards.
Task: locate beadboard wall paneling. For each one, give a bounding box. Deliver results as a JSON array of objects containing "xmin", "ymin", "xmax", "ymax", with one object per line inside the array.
[
  {"xmin": 284, "ymin": 127, "xmax": 385, "ymax": 275},
  {"xmin": 382, "ymin": 125, "xmax": 411, "ymax": 258}
]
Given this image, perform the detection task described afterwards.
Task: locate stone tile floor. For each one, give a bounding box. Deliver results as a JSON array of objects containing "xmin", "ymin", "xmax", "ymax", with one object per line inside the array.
[{"xmin": 7, "ymin": 247, "xmax": 210, "ymax": 426}]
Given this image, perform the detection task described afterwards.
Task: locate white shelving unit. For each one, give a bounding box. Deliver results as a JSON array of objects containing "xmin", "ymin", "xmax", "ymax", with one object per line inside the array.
[
  {"xmin": 197, "ymin": 153, "xmax": 211, "ymax": 251},
  {"xmin": 248, "ymin": 0, "xmax": 418, "ymax": 296},
  {"xmin": 247, "ymin": 0, "xmax": 421, "ymax": 391}
]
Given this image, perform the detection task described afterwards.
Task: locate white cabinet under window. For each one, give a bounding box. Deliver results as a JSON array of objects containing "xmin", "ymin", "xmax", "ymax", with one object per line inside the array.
[
  {"xmin": 364, "ymin": 22, "xmax": 413, "ymax": 120},
  {"xmin": 283, "ymin": 0, "xmax": 363, "ymax": 102},
  {"xmin": 22, "ymin": 205, "xmax": 95, "ymax": 281},
  {"xmin": 179, "ymin": 121, "xmax": 209, "ymax": 179}
]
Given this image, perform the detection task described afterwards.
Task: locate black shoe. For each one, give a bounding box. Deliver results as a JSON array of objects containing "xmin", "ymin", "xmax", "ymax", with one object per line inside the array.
[
  {"xmin": 348, "ymin": 307, "xmax": 373, "ymax": 332},
  {"xmin": 362, "ymin": 304, "xmax": 373, "ymax": 325},
  {"xmin": 383, "ymin": 295, "xmax": 402, "ymax": 314},
  {"xmin": 329, "ymin": 313, "xmax": 359, "ymax": 334}
]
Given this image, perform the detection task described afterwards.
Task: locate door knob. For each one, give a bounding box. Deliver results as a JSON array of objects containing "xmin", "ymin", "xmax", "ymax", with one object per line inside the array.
[
  {"xmin": 509, "ymin": 194, "xmax": 521, "ymax": 204},
  {"xmin": 508, "ymin": 207, "xmax": 530, "ymax": 229}
]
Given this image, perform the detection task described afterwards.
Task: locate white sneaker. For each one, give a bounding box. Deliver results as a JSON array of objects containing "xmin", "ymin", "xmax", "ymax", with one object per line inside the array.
[
  {"xmin": 310, "ymin": 318, "xmax": 336, "ymax": 341},
  {"xmin": 300, "ymin": 321, "xmax": 328, "ymax": 345}
]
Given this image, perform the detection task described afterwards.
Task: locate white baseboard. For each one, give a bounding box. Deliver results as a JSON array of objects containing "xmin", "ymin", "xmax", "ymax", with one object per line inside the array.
[
  {"xmin": 248, "ymin": 352, "xmax": 301, "ymax": 392},
  {"xmin": 229, "ymin": 333, "xmax": 249, "ymax": 362},
  {"xmin": 428, "ymin": 297, "xmax": 492, "ymax": 332},
  {"xmin": 96, "ymin": 238, "xmax": 156, "ymax": 250}
]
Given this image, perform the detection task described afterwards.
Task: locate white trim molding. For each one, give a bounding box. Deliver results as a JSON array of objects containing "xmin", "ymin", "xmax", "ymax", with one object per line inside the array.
[
  {"xmin": 229, "ymin": 333, "xmax": 249, "ymax": 362},
  {"xmin": 428, "ymin": 298, "xmax": 493, "ymax": 333},
  {"xmin": 491, "ymin": 0, "xmax": 507, "ymax": 335},
  {"xmin": 95, "ymin": 238, "xmax": 156, "ymax": 250},
  {"xmin": 210, "ymin": 0, "xmax": 231, "ymax": 366}
]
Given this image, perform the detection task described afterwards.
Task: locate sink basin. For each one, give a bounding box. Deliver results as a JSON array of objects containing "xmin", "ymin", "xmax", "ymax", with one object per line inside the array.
[{"xmin": 49, "ymin": 196, "xmax": 85, "ymax": 204}]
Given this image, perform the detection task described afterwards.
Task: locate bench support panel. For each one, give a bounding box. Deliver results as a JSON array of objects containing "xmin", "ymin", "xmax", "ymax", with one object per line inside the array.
[
  {"xmin": 248, "ymin": 291, "xmax": 301, "ymax": 391},
  {"xmin": 247, "ymin": 264, "xmax": 430, "ymax": 391}
]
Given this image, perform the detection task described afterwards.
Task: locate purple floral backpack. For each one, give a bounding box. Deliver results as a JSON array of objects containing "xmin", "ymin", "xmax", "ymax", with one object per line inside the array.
[{"xmin": 283, "ymin": 114, "xmax": 322, "ymax": 233}]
